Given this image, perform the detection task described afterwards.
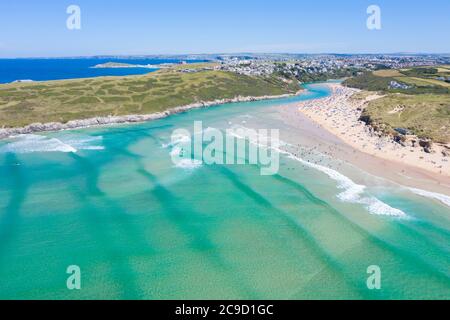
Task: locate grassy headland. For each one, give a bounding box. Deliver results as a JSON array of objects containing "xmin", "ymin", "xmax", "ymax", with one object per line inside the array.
[
  {"xmin": 0, "ymin": 63, "xmax": 299, "ymax": 128},
  {"xmin": 344, "ymin": 67, "xmax": 450, "ymax": 144},
  {"xmin": 359, "ymin": 93, "xmax": 450, "ymax": 143}
]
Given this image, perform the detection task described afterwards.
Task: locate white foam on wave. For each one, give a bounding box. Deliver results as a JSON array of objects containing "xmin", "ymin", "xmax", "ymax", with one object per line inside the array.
[
  {"xmin": 232, "ymin": 125, "xmax": 407, "ymax": 218},
  {"xmin": 408, "ymin": 187, "xmax": 450, "ymax": 208},
  {"xmin": 0, "ymin": 134, "xmax": 77, "ymax": 153},
  {"xmin": 174, "ymin": 158, "xmax": 203, "ymax": 169},
  {"xmin": 61, "ymin": 135, "xmax": 104, "ymax": 151},
  {"xmin": 162, "ymin": 132, "xmax": 202, "ymax": 170},
  {"xmin": 284, "ymin": 151, "xmax": 407, "ymax": 218},
  {"xmin": 0, "ymin": 134, "xmax": 104, "ymax": 154},
  {"xmin": 162, "ymin": 133, "xmax": 192, "ymax": 149}
]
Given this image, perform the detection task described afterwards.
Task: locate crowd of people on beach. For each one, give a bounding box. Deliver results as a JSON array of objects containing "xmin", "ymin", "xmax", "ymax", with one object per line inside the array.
[{"xmin": 295, "ymin": 84, "xmax": 450, "ymax": 176}]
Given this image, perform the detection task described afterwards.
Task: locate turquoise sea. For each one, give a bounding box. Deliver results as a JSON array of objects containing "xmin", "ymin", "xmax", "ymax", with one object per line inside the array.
[{"xmin": 0, "ymin": 83, "xmax": 449, "ymax": 299}]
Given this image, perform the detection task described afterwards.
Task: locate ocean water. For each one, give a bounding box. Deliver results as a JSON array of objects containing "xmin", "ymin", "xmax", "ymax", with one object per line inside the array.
[
  {"xmin": 0, "ymin": 84, "xmax": 449, "ymax": 299},
  {"xmin": 0, "ymin": 58, "xmax": 205, "ymax": 83}
]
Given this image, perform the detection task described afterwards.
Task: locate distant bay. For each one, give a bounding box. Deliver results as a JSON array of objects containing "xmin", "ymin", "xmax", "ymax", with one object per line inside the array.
[{"xmin": 0, "ymin": 57, "xmax": 205, "ymax": 84}]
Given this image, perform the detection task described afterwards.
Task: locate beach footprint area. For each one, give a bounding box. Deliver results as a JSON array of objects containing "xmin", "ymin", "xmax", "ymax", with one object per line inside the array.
[{"xmin": 0, "ymin": 84, "xmax": 449, "ymax": 299}]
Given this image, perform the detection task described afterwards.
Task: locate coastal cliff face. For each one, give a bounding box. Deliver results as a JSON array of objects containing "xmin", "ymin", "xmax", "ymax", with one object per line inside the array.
[
  {"xmin": 357, "ymin": 107, "xmax": 444, "ymax": 154},
  {"xmin": 0, "ymin": 92, "xmax": 300, "ymax": 139}
]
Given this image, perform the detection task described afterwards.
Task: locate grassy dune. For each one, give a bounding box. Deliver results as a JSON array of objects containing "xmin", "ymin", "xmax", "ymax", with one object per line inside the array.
[
  {"xmin": 363, "ymin": 94, "xmax": 450, "ymax": 143},
  {"xmin": 345, "ymin": 67, "xmax": 450, "ymax": 143},
  {"xmin": 0, "ymin": 64, "xmax": 298, "ymax": 128}
]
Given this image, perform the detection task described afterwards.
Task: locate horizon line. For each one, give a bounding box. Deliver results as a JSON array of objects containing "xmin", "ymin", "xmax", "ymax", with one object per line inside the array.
[{"xmin": 1, "ymin": 52, "xmax": 450, "ymax": 59}]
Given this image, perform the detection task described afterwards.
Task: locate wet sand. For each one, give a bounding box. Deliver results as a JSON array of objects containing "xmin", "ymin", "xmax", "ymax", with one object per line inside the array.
[{"xmin": 275, "ymin": 85, "xmax": 450, "ymax": 197}]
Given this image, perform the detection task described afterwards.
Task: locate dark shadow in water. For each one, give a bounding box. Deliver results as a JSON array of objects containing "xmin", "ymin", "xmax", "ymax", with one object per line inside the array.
[
  {"xmin": 0, "ymin": 154, "xmax": 28, "ymax": 264},
  {"xmin": 112, "ymin": 133, "xmax": 254, "ymax": 294},
  {"xmin": 98, "ymin": 124, "xmax": 174, "ymax": 137},
  {"xmin": 66, "ymin": 152, "xmax": 152, "ymax": 299},
  {"xmin": 272, "ymin": 173, "xmax": 450, "ymax": 281},
  {"xmin": 215, "ymin": 165, "xmax": 373, "ymax": 298},
  {"xmin": 136, "ymin": 167, "xmax": 260, "ymax": 299},
  {"xmin": 68, "ymin": 153, "xmax": 104, "ymax": 197},
  {"xmin": 77, "ymin": 134, "xmax": 253, "ymax": 298},
  {"xmin": 225, "ymin": 161, "xmax": 450, "ymax": 294},
  {"xmin": 68, "ymin": 152, "xmax": 154, "ymax": 253},
  {"xmin": 97, "ymin": 123, "xmax": 172, "ymax": 152}
]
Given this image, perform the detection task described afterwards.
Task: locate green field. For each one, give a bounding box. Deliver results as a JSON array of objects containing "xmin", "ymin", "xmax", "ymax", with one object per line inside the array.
[
  {"xmin": 0, "ymin": 64, "xmax": 298, "ymax": 128},
  {"xmin": 344, "ymin": 67, "xmax": 450, "ymax": 94}
]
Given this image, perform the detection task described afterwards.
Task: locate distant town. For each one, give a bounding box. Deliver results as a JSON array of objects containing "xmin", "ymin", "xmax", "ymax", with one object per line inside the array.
[
  {"xmin": 171, "ymin": 53, "xmax": 450, "ymax": 82},
  {"xmin": 224, "ymin": 54, "xmax": 448, "ymax": 75}
]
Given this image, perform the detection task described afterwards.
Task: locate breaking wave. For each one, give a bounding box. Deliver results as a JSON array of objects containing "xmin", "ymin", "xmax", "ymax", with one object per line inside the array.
[
  {"xmin": 408, "ymin": 187, "xmax": 450, "ymax": 208},
  {"xmin": 163, "ymin": 132, "xmax": 202, "ymax": 170},
  {"xmin": 288, "ymin": 154, "xmax": 407, "ymax": 218},
  {"xmin": 232, "ymin": 125, "xmax": 407, "ymax": 218},
  {"xmin": 0, "ymin": 134, "xmax": 104, "ymax": 154}
]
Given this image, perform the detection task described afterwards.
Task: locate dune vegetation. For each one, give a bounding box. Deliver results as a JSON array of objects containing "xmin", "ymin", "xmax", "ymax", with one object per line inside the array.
[
  {"xmin": 363, "ymin": 93, "xmax": 450, "ymax": 143},
  {"xmin": 345, "ymin": 67, "xmax": 450, "ymax": 143}
]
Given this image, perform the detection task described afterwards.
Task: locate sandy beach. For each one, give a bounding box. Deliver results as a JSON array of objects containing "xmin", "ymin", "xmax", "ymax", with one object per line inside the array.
[{"xmin": 277, "ymin": 83, "xmax": 450, "ymax": 196}]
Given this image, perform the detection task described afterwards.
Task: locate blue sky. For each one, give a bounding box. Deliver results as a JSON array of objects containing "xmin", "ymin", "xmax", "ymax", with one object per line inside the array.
[{"xmin": 0, "ymin": 0, "xmax": 449, "ymax": 57}]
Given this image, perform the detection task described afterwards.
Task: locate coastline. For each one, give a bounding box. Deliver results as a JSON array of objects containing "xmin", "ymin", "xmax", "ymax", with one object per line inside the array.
[
  {"xmin": 90, "ymin": 62, "xmax": 171, "ymax": 69},
  {"xmin": 282, "ymin": 83, "xmax": 450, "ymax": 196},
  {"xmin": 0, "ymin": 90, "xmax": 302, "ymax": 140}
]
